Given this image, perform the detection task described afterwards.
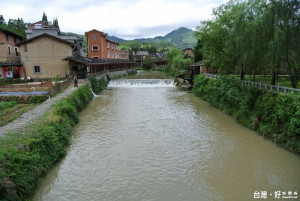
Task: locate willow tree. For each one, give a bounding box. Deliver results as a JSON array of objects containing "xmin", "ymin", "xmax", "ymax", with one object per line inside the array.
[{"xmin": 166, "ymin": 48, "xmax": 193, "ymax": 70}]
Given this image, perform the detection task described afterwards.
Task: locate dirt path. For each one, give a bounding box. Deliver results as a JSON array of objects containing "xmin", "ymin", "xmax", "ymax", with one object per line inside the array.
[{"xmin": 0, "ymin": 85, "xmax": 83, "ymax": 138}]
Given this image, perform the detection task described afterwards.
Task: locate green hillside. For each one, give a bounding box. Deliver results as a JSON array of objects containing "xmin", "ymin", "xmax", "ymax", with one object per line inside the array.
[{"xmin": 133, "ymin": 27, "xmax": 197, "ymax": 49}]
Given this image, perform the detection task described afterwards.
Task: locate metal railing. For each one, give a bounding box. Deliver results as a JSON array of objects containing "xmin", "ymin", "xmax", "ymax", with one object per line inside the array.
[{"xmin": 203, "ymin": 73, "xmax": 300, "ymax": 95}]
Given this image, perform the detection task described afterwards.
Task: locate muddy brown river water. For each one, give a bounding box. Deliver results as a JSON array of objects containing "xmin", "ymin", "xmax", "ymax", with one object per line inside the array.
[{"xmin": 32, "ymin": 71, "xmax": 300, "ymax": 201}]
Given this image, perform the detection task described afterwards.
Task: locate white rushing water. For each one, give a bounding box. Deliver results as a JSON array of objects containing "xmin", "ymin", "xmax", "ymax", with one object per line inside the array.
[{"xmin": 108, "ymin": 79, "xmax": 175, "ymax": 88}]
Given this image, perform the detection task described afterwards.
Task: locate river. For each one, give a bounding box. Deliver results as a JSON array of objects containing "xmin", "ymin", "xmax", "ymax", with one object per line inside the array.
[{"xmin": 33, "ymin": 71, "xmax": 300, "ymax": 201}]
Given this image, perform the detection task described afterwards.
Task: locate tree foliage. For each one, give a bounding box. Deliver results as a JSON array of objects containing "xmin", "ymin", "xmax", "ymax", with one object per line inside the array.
[
  {"xmin": 42, "ymin": 12, "xmax": 48, "ymax": 23},
  {"xmin": 53, "ymin": 18, "xmax": 59, "ymax": 29},
  {"xmin": 195, "ymin": 0, "xmax": 300, "ymax": 87},
  {"xmin": 166, "ymin": 48, "xmax": 194, "ymax": 70},
  {"xmin": 0, "ymin": 15, "xmax": 27, "ymax": 37},
  {"xmin": 0, "ymin": 15, "xmax": 5, "ymax": 25},
  {"xmin": 120, "ymin": 40, "xmax": 170, "ymax": 53}
]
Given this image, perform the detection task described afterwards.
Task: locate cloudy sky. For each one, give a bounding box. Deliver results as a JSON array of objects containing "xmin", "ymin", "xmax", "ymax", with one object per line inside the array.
[{"xmin": 1, "ymin": 0, "xmax": 227, "ymax": 39}]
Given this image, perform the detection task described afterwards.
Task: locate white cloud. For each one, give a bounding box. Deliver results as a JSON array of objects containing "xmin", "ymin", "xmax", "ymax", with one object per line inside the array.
[{"xmin": 0, "ymin": 0, "xmax": 226, "ymax": 39}]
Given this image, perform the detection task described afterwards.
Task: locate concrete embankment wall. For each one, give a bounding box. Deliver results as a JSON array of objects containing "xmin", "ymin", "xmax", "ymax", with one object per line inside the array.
[
  {"xmin": 88, "ymin": 69, "xmax": 136, "ymax": 93},
  {"xmin": 107, "ymin": 69, "xmax": 136, "ymax": 79}
]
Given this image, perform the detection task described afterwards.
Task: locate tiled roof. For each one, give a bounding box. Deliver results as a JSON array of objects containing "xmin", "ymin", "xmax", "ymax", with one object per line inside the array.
[
  {"xmin": 16, "ymin": 33, "xmax": 74, "ymax": 46},
  {"xmin": 63, "ymin": 56, "xmax": 136, "ymax": 66},
  {"xmin": 190, "ymin": 60, "xmax": 205, "ymax": 67}
]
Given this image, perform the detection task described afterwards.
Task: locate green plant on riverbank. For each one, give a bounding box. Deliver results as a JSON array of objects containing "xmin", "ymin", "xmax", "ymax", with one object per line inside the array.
[
  {"xmin": 0, "ymin": 85, "xmax": 93, "ymax": 201},
  {"xmin": 193, "ymin": 74, "xmax": 300, "ymax": 153},
  {"xmin": 90, "ymin": 77, "xmax": 108, "ymax": 94},
  {"xmin": 0, "ymin": 101, "xmax": 38, "ymax": 127}
]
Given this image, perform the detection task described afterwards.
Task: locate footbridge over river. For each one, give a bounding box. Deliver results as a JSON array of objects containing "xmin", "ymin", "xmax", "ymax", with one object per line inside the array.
[{"xmin": 32, "ymin": 70, "xmax": 300, "ymax": 201}]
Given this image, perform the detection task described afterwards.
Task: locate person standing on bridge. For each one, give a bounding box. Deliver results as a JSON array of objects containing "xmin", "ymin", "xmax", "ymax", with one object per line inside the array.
[{"xmin": 74, "ymin": 76, "xmax": 78, "ymax": 87}]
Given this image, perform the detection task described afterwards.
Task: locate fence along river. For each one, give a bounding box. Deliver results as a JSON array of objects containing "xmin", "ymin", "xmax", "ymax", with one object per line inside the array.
[{"xmin": 33, "ymin": 71, "xmax": 300, "ymax": 201}]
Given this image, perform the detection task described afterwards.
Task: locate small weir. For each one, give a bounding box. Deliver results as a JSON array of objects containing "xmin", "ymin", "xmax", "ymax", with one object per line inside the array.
[{"xmin": 108, "ymin": 79, "xmax": 175, "ymax": 88}]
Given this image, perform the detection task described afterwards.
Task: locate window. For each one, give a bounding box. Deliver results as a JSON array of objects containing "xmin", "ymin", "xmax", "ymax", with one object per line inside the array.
[
  {"xmin": 92, "ymin": 45, "xmax": 99, "ymax": 51},
  {"xmin": 115, "ymin": 44, "xmax": 118, "ymax": 50},
  {"xmin": 15, "ymin": 47, "xmax": 20, "ymax": 56},
  {"xmin": 7, "ymin": 45, "xmax": 11, "ymax": 56},
  {"xmin": 107, "ymin": 42, "xmax": 110, "ymax": 48},
  {"xmin": 34, "ymin": 66, "xmax": 40, "ymax": 74},
  {"xmin": 112, "ymin": 53, "xmax": 114, "ymax": 59},
  {"xmin": 34, "ymin": 24, "xmax": 42, "ymax": 29},
  {"xmin": 112, "ymin": 44, "xmax": 114, "ymax": 49},
  {"xmin": 107, "ymin": 52, "xmax": 110, "ymax": 58},
  {"xmin": 24, "ymin": 44, "xmax": 28, "ymax": 52}
]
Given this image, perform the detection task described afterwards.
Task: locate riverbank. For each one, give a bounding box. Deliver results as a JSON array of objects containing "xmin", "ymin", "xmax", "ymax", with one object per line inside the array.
[
  {"xmin": 193, "ymin": 74, "xmax": 300, "ymax": 153},
  {"xmin": 0, "ymin": 84, "xmax": 94, "ymax": 200}
]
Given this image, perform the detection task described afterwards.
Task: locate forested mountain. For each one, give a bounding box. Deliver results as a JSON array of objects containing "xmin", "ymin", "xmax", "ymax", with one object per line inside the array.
[{"xmin": 132, "ymin": 27, "xmax": 196, "ymax": 49}]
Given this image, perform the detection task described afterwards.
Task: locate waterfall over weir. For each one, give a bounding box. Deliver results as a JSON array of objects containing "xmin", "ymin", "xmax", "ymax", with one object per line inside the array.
[{"xmin": 108, "ymin": 79, "xmax": 175, "ymax": 88}]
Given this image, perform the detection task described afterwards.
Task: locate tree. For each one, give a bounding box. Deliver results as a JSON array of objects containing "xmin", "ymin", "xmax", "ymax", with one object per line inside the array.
[
  {"xmin": 271, "ymin": 0, "xmax": 300, "ymax": 88},
  {"xmin": 42, "ymin": 12, "xmax": 48, "ymax": 23},
  {"xmin": 0, "ymin": 15, "xmax": 5, "ymax": 25},
  {"xmin": 7, "ymin": 18, "xmax": 27, "ymax": 37},
  {"xmin": 53, "ymin": 18, "xmax": 59, "ymax": 29},
  {"xmin": 166, "ymin": 48, "xmax": 193, "ymax": 70},
  {"xmin": 193, "ymin": 39, "xmax": 203, "ymax": 62},
  {"xmin": 194, "ymin": 0, "xmax": 300, "ymax": 86}
]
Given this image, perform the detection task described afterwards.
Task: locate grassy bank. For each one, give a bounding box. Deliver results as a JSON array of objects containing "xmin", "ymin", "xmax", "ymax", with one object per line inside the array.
[
  {"xmin": 243, "ymin": 75, "xmax": 300, "ymax": 89},
  {"xmin": 193, "ymin": 74, "xmax": 300, "ymax": 153},
  {"xmin": 0, "ymin": 85, "xmax": 93, "ymax": 200}
]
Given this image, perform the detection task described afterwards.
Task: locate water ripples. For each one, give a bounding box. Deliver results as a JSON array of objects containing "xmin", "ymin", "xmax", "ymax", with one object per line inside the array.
[{"xmin": 33, "ymin": 80, "xmax": 300, "ymax": 201}]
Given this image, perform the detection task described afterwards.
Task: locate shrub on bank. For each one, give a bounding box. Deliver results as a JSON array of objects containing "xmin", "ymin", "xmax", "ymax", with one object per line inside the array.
[
  {"xmin": 0, "ymin": 84, "xmax": 93, "ymax": 201},
  {"xmin": 90, "ymin": 77, "xmax": 108, "ymax": 94},
  {"xmin": 193, "ymin": 74, "xmax": 300, "ymax": 153}
]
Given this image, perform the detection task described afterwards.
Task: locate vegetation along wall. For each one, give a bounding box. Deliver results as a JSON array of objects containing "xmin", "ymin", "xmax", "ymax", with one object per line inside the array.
[
  {"xmin": 0, "ymin": 84, "xmax": 93, "ymax": 200},
  {"xmin": 193, "ymin": 74, "xmax": 300, "ymax": 153}
]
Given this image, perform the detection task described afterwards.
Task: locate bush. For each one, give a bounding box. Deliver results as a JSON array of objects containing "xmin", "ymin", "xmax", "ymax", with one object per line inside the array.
[
  {"xmin": 193, "ymin": 74, "xmax": 300, "ymax": 153},
  {"xmin": 90, "ymin": 77, "xmax": 107, "ymax": 94}
]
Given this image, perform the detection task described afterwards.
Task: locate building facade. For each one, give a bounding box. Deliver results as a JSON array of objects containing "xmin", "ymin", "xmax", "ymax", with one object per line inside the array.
[
  {"xmin": 26, "ymin": 21, "xmax": 84, "ymax": 56},
  {"xmin": 189, "ymin": 60, "xmax": 217, "ymax": 76},
  {"xmin": 17, "ymin": 33, "xmax": 75, "ymax": 80},
  {"xmin": 183, "ymin": 48, "xmax": 194, "ymax": 58},
  {"xmin": 0, "ymin": 28, "xmax": 24, "ymax": 78},
  {"xmin": 85, "ymin": 29, "xmax": 119, "ymax": 59},
  {"xmin": 119, "ymin": 50, "xmax": 129, "ymax": 60}
]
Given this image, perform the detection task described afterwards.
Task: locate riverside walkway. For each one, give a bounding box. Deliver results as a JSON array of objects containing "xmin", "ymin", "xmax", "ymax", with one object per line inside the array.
[{"xmin": 0, "ymin": 82, "xmax": 86, "ymax": 138}]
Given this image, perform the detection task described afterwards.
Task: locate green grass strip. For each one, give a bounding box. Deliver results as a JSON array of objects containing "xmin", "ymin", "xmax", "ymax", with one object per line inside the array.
[{"xmin": 0, "ymin": 85, "xmax": 93, "ymax": 200}]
